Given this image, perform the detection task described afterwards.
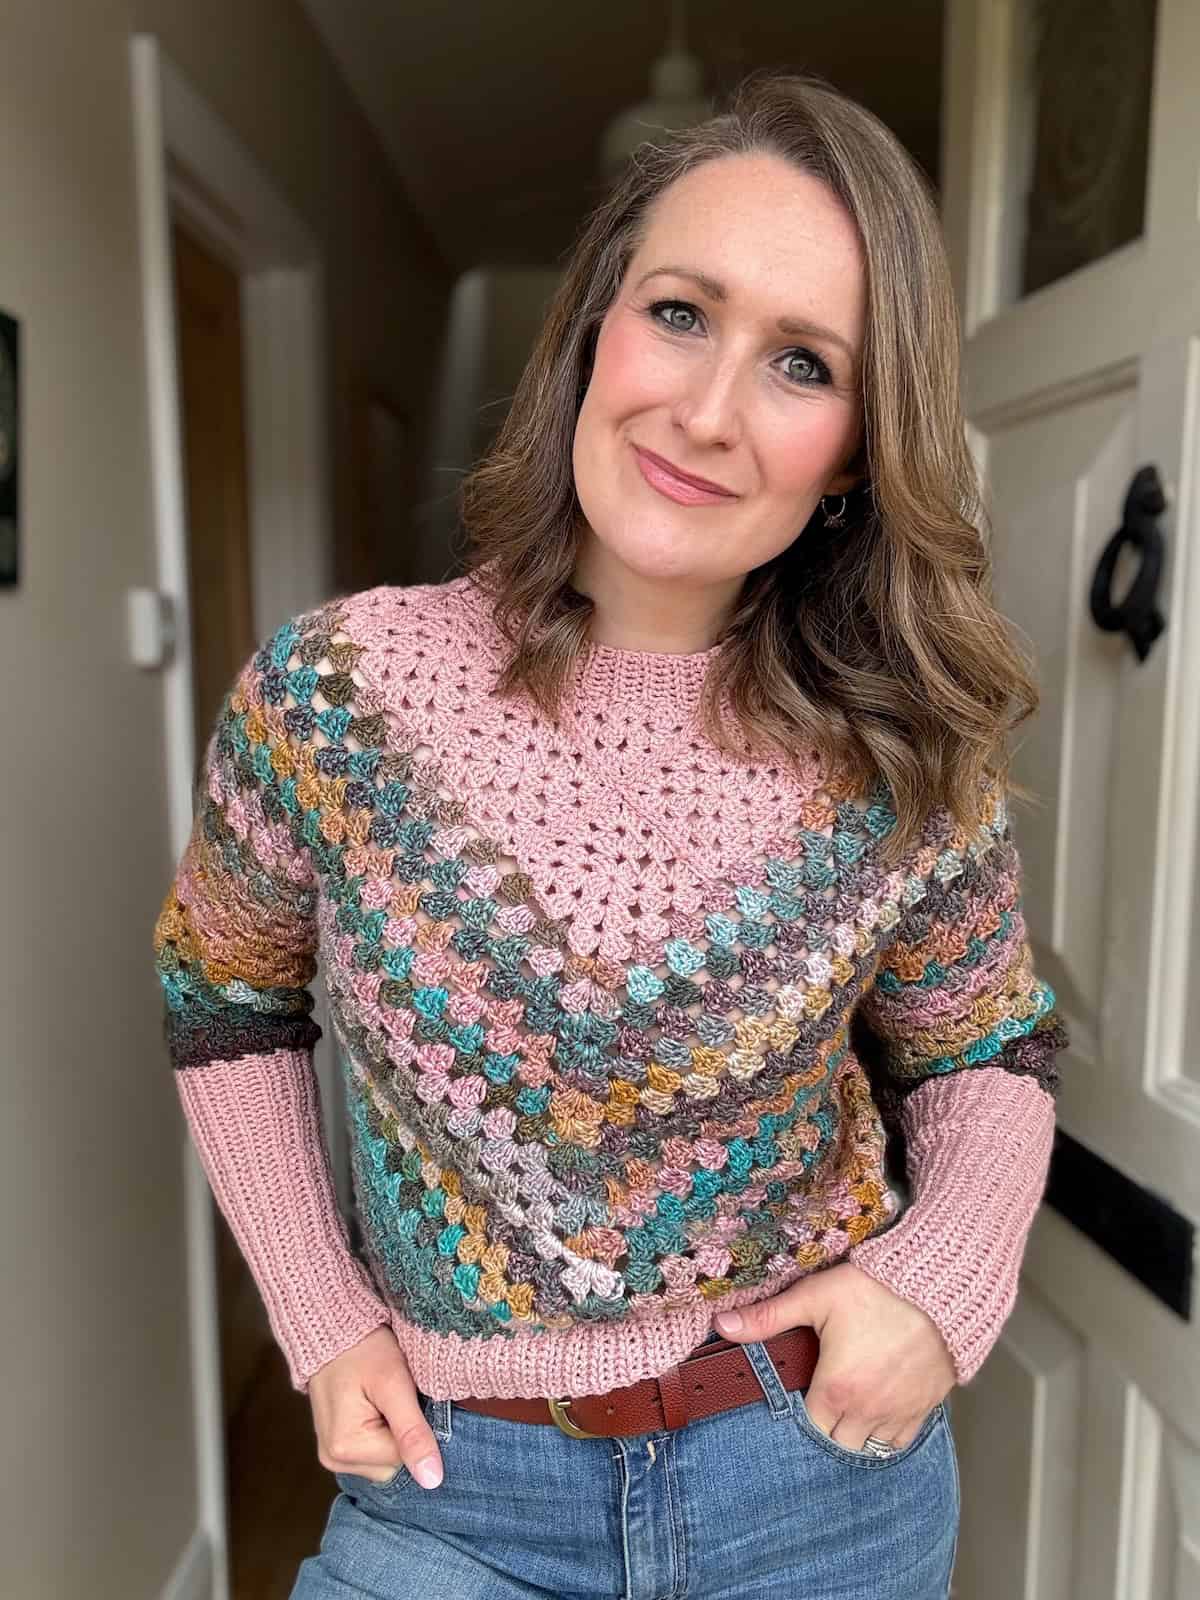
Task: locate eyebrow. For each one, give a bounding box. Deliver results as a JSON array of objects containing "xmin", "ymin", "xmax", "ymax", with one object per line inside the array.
[{"xmin": 633, "ymin": 265, "xmax": 858, "ymax": 366}]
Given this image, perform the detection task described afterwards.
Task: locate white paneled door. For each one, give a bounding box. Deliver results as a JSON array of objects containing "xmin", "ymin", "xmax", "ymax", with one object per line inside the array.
[{"xmin": 939, "ymin": 1, "xmax": 1200, "ymax": 1596}]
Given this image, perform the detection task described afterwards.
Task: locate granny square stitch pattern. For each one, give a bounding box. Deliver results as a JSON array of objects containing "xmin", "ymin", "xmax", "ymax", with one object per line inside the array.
[{"xmin": 154, "ymin": 572, "xmax": 1069, "ymax": 1398}]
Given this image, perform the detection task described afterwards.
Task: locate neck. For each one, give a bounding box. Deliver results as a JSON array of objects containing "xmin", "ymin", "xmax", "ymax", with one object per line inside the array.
[{"xmin": 570, "ymin": 538, "xmax": 742, "ymax": 654}]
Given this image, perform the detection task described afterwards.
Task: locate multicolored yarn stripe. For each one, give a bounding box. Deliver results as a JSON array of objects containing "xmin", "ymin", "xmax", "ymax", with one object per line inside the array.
[{"xmin": 153, "ymin": 573, "xmax": 1068, "ymax": 1397}]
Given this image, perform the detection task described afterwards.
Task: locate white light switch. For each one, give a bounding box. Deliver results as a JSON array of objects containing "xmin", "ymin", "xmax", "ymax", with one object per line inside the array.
[{"xmin": 126, "ymin": 587, "xmax": 177, "ymax": 668}]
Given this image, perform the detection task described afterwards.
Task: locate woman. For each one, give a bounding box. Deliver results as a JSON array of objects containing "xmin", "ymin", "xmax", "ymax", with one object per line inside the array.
[{"xmin": 154, "ymin": 70, "xmax": 1069, "ymax": 1598}]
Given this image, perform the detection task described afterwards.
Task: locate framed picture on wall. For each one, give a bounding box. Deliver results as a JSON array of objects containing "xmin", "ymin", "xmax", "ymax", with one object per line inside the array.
[{"xmin": 0, "ymin": 309, "xmax": 19, "ymax": 587}]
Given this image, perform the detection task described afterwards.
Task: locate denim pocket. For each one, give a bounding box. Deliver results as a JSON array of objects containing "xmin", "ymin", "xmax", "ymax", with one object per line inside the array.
[
  {"xmin": 335, "ymin": 1458, "xmax": 411, "ymax": 1495},
  {"xmin": 791, "ymin": 1387, "xmax": 947, "ymax": 1469}
]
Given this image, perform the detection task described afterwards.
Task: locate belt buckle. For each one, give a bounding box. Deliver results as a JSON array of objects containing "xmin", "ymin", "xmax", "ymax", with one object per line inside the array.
[{"xmin": 547, "ymin": 1396, "xmax": 602, "ymax": 1439}]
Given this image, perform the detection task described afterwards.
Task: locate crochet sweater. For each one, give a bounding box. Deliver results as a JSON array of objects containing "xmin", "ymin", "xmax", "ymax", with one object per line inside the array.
[{"xmin": 153, "ymin": 571, "xmax": 1069, "ymax": 1400}]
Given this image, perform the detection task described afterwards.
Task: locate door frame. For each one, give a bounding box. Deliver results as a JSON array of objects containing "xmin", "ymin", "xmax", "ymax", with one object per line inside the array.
[{"xmin": 130, "ymin": 34, "xmax": 338, "ymax": 1600}]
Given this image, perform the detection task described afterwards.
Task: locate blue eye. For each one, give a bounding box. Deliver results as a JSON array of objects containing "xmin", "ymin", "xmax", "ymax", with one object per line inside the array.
[
  {"xmin": 646, "ymin": 299, "xmax": 833, "ymax": 389},
  {"xmin": 780, "ymin": 350, "xmax": 831, "ymax": 387},
  {"xmin": 649, "ymin": 299, "xmax": 699, "ymax": 333}
]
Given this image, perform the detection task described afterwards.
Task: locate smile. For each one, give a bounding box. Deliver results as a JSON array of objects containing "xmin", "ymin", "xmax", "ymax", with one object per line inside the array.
[{"xmin": 632, "ymin": 445, "xmax": 738, "ymax": 506}]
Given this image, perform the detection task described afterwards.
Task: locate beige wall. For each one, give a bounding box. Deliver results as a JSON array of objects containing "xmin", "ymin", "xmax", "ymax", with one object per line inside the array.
[{"xmin": 0, "ymin": 2, "xmax": 451, "ymax": 1595}]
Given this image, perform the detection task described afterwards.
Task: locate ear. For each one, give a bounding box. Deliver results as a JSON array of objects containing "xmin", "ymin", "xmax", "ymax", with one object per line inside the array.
[
  {"xmin": 823, "ymin": 441, "xmax": 869, "ymax": 498},
  {"xmin": 823, "ymin": 469, "xmax": 862, "ymax": 496}
]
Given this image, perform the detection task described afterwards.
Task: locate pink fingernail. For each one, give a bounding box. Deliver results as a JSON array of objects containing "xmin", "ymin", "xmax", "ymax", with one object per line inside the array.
[
  {"xmin": 716, "ymin": 1311, "xmax": 743, "ymax": 1332},
  {"xmin": 413, "ymin": 1455, "xmax": 443, "ymax": 1489}
]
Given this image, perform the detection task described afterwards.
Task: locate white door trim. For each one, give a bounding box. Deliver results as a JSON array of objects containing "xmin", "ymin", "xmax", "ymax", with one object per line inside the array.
[{"xmin": 130, "ymin": 34, "xmax": 336, "ymax": 1600}]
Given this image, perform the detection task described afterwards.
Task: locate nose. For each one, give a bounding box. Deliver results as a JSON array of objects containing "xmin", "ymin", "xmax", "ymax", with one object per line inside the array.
[{"xmin": 670, "ymin": 352, "xmax": 743, "ymax": 451}]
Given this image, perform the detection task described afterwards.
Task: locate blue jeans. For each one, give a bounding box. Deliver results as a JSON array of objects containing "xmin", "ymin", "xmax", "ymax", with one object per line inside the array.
[{"xmin": 291, "ymin": 1334, "xmax": 960, "ymax": 1599}]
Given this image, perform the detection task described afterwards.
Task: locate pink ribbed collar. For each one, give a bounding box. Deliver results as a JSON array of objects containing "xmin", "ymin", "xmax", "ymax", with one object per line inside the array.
[
  {"xmin": 456, "ymin": 570, "xmax": 724, "ymax": 722},
  {"xmin": 570, "ymin": 634, "xmax": 723, "ymax": 719}
]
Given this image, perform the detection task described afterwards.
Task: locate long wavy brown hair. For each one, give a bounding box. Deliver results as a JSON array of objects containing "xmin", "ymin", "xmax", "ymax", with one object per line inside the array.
[{"xmin": 456, "ymin": 68, "xmax": 1041, "ymax": 867}]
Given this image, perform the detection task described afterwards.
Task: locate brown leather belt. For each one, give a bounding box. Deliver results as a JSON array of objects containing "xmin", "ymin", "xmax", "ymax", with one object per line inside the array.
[{"xmin": 453, "ymin": 1326, "xmax": 820, "ymax": 1439}]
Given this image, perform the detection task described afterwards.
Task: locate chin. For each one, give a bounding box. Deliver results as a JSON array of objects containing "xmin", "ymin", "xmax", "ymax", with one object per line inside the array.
[{"xmin": 588, "ymin": 521, "xmax": 704, "ymax": 579}]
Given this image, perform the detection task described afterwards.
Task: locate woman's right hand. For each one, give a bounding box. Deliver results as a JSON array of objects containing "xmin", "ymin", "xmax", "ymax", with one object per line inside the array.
[{"xmin": 308, "ymin": 1325, "xmax": 444, "ymax": 1489}]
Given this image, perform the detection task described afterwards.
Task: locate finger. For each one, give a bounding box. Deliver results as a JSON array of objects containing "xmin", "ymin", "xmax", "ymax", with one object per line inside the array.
[
  {"xmin": 832, "ymin": 1416, "xmax": 895, "ymax": 1452},
  {"xmin": 800, "ymin": 1386, "xmax": 842, "ymax": 1440},
  {"xmin": 348, "ymin": 1369, "xmax": 444, "ymax": 1490},
  {"xmin": 714, "ymin": 1286, "xmax": 813, "ymax": 1343},
  {"xmin": 834, "ymin": 1410, "xmax": 930, "ymax": 1452},
  {"xmin": 375, "ymin": 1378, "xmax": 444, "ymax": 1490}
]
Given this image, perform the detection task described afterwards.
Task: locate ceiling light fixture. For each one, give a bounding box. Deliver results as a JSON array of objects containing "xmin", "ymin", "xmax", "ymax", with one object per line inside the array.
[{"xmin": 599, "ymin": 0, "xmax": 712, "ymax": 177}]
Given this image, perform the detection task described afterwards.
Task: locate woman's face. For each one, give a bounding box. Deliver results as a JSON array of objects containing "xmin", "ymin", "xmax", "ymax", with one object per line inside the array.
[{"xmin": 572, "ymin": 152, "xmax": 867, "ymax": 593}]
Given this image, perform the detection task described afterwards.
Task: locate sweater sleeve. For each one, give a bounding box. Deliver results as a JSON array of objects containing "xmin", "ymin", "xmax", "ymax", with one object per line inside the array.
[
  {"xmin": 153, "ymin": 626, "xmax": 391, "ymax": 1391},
  {"xmin": 847, "ymin": 778, "xmax": 1070, "ymax": 1385}
]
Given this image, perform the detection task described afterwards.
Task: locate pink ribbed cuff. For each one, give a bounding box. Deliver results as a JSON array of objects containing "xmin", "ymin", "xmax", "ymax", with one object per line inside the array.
[
  {"xmin": 175, "ymin": 1049, "xmax": 392, "ymax": 1392},
  {"xmin": 848, "ymin": 1068, "xmax": 1056, "ymax": 1384}
]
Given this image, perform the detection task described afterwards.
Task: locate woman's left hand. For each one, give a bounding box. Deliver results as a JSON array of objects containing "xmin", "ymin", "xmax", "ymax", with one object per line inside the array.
[{"xmin": 713, "ymin": 1262, "xmax": 957, "ymax": 1451}]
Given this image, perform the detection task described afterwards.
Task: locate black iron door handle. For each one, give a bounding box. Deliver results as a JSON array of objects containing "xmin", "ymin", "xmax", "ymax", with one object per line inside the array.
[{"xmin": 1088, "ymin": 464, "xmax": 1168, "ymax": 662}]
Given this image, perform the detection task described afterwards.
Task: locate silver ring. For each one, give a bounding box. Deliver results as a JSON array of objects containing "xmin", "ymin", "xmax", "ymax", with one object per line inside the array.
[{"xmin": 861, "ymin": 1434, "xmax": 896, "ymax": 1457}]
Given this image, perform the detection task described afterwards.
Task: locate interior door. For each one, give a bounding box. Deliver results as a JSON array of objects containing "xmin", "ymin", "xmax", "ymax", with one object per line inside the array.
[
  {"xmin": 172, "ymin": 222, "xmax": 256, "ymax": 763},
  {"xmin": 172, "ymin": 217, "xmax": 273, "ymax": 1449},
  {"xmin": 938, "ymin": 2, "xmax": 1200, "ymax": 1595}
]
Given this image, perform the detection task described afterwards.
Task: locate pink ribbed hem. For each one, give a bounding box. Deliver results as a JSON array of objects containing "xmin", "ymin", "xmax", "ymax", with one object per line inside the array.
[
  {"xmin": 391, "ymin": 1247, "xmax": 867, "ymax": 1401},
  {"xmin": 393, "ymin": 1302, "xmax": 715, "ymax": 1400},
  {"xmin": 848, "ymin": 1067, "xmax": 1056, "ymax": 1385},
  {"xmin": 175, "ymin": 1049, "xmax": 392, "ymax": 1393}
]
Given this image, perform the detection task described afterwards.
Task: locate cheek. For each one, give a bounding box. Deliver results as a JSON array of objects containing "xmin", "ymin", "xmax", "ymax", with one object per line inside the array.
[
  {"xmin": 759, "ymin": 404, "xmax": 857, "ymax": 493},
  {"xmin": 574, "ymin": 317, "xmax": 664, "ymax": 490},
  {"xmin": 587, "ymin": 315, "xmax": 667, "ymax": 415}
]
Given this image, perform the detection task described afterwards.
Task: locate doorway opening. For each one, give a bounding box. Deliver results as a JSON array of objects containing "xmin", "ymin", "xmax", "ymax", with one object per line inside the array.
[{"xmin": 132, "ymin": 34, "xmax": 345, "ymax": 1600}]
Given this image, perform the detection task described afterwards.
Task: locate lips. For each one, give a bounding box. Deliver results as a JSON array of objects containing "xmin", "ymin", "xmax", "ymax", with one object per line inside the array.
[{"xmin": 633, "ymin": 445, "xmax": 738, "ymax": 506}]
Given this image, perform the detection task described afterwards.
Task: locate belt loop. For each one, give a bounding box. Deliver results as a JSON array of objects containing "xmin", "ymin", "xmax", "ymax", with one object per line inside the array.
[
  {"xmin": 742, "ymin": 1339, "xmax": 793, "ymax": 1420},
  {"xmin": 657, "ymin": 1362, "xmax": 689, "ymax": 1429},
  {"xmin": 423, "ymin": 1395, "xmax": 453, "ymax": 1441}
]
